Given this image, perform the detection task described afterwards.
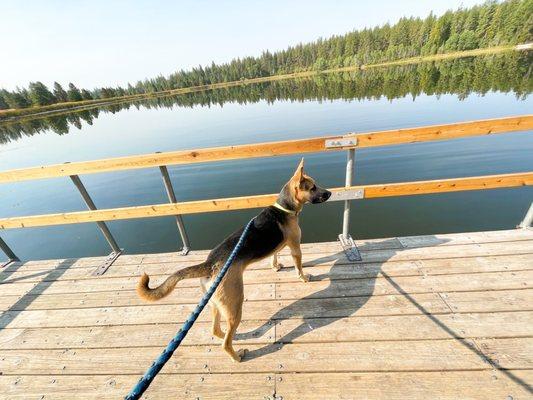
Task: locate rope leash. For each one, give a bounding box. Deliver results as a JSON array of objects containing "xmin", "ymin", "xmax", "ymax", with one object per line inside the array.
[{"xmin": 124, "ymin": 218, "xmax": 255, "ymax": 400}]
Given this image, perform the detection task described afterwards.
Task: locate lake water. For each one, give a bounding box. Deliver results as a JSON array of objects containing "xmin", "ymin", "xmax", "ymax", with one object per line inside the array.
[{"xmin": 1, "ymin": 54, "xmax": 532, "ymax": 261}]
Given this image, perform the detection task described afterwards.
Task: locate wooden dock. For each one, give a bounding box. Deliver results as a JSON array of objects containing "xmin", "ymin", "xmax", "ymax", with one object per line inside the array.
[{"xmin": 1, "ymin": 228, "xmax": 532, "ymax": 399}]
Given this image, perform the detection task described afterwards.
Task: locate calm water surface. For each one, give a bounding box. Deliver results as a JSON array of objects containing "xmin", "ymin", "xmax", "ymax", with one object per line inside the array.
[{"xmin": 1, "ymin": 55, "xmax": 532, "ymax": 261}]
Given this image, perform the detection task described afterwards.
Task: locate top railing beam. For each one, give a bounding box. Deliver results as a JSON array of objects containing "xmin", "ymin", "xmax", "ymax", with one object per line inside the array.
[{"xmin": 0, "ymin": 115, "xmax": 531, "ymax": 184}]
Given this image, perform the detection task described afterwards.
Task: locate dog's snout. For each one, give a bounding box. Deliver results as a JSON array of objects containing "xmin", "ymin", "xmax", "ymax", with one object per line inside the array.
[{"xmin": 323, "ymin": 190, "xmax": 332, "ymax": 201}]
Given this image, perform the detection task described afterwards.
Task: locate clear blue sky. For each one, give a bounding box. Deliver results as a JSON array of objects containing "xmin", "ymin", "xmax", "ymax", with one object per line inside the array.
[{"xmin": 0, "ymin": 0, "xmax": 487, "ymax": 90}]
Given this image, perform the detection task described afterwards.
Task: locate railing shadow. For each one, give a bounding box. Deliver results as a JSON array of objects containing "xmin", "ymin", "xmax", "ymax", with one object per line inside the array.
[
  {"xmin": 0, "ymin": 260, "xmax": 35, "ymax": 283},
  {"xmin": 0, "ymin": 259, "xmax": 78, "ymax": 330},
  {"xmin": 238, "ymin": 237, "xmax": 532, "ymax": 393}
]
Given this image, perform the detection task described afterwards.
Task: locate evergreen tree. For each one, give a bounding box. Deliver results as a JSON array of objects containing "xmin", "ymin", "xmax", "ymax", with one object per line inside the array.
[
  {"xmin": 53, "ymin": 82, "xmax": 68, "ymax": 102},
  {"xmin": 67, "ymin": 83, "xmax": 83, "ymax": 102},
  {"xmin": 0, "ymin": 0, "xmax": 530, "ymax": 110},
  {"xmin": 81, "ymin": 89, "xmax": 93, "ymax": 100},
  {"xmin": 0, "ymin": 91, "xmax": 9, "ymax": 109},
  {"xmin": 28, "ymin": 81, "xmax": 56, "ymax": 106},
  {"xmin": 2, "ymin": 88, "xmax": 32, "ymax": 108}
]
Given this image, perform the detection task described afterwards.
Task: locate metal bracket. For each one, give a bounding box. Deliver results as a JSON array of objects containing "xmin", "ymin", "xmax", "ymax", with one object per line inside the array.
[
  {"xmin": 325, "ymin": 137, "xmax": 357, "ymax": 148},
  {"xmin": 1, "ymin": 259, "xmax": 16, "ymax": 268},
  {"xmin": 330, "ymin": 188, "xmax": 364, "ymax": 202},
  {"xmin": 93, "ymin": 250, "xmax": 122, "ymax": 276},
  {"xmin": 180, "ymin": 246, "xmax": 190, "ymax": 256},
  {"xmin": 338, "ymin": 234, "xmax": 362, "ymax": 262}
]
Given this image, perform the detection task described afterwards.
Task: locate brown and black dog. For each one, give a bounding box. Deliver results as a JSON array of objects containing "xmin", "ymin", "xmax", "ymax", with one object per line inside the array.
[{"xmin": 137, "ymin": 159, "xmax": 331, "ymax": 362}]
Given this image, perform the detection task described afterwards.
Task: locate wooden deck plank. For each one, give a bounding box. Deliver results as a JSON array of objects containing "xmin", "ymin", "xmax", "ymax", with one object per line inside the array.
[
  {"xmin": 0, "ymin": 319, "xmax": 275, "ymax": 350},
  {"xmin": 0, "ymin": 374, "xmax": 275, "ymax": 400},
  {"xmin": 1, "ymin": 311, "xmax": 529, "ymax": 350},
  {"xmin": 1, "ymin": 254, "xmax": 530, "ymax": 299},
  {"xmin": 1, "ymin": 371, "xmax": 530, "ymax": 400},
  {"xmin": 4, "ymin": 228, "xmax": 532, "ymax": 273},
  {"xmin": 0, "ymin": 258, "xmax": 420, "ymax": 285},
  {"xmin": 1, "ymin": 338, "xmax": 530, "ymax": 375},
  {"xmin": 126, "ymin": 236, "xmax": 533, "ymax": 266},
  {"xmin": 1, "ymin": 252, "xmax": 531, "ymax": 312},
  {"xmin": 275, "ymin": 270, "xmax": 533, "ymax": 300},
  {"xmin": 1, "ymin": 288, "xmax": 530, "ymax": 329},
  {"xmin": 476, "ymin": 337, "xmax": 533, "ymax": 369},
  {"xmin": 442, "ymin": 289, "xmax": 533, "ymax": 313},
  {"xmin": 0, "ymin": 276, "xmax": 276, "ymax": 298},
  {"xmin": 0, "ymin": 229, "xmax": 531, "ymax": 399},
  {"xmin": 0, "ymin": 293, "xmax": 449, "ymax": 329},
  {"xmin": 274, "ymin": 311, "xmax": 533, "ymax": 343},
  {"xmin": 3, "ymin": 251, "xmax": 532, "ymax": 287},
  {"xmin": 416, "ymin": 254, "xmax": 533, "ymax": 276},
  {"xmin": 397, "ymin": 228, "xmax": 533, "ymax": 248},
  {"xmin": 275, "ymin": 370, "xmax": 533, "ymax": 400}
]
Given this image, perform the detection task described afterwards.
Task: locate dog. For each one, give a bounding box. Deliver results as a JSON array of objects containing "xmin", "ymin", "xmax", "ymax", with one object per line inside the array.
[{"xmin": 137, "ymin": 158, "xmax": 331, "ymax": 362}]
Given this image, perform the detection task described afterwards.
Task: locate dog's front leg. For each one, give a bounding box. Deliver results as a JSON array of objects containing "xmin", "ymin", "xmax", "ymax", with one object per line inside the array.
[
  {"xmin": 288, "ymin": 240, "xmax": 310, "ymax": 283},
  {"xmin": 270, "ymin": 252, "xmax": 282, "ymax": 271}
]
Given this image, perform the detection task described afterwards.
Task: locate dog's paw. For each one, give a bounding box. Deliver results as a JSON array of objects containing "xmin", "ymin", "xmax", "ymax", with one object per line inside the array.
[
  {"xmin": 271, "ymin": 262, "xmax": 283, "ymax": 272},
  {"xmin": 299, "ymin": 273, "xmax": 311, "ymax": 283},
  {"xmin": 233, "ymin": 348, "xmax": 247, "ymax": 362}
]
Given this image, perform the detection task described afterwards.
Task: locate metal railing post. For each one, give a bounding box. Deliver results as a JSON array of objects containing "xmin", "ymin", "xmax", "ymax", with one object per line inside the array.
[
  {"xmin": 342, "ymin": 149, "xmax": 355, "ymax": 238},
  {"xmin": 159, "ymin": 166, "xmax": 191, "ymax": 255},
  {"xmin": 338, "ymin": 148, "xmax": 362, "ymax": 261},
  {"xmin": 518, "ymin": 202, "xmax": 533, "ymax": 228},
  {"xmin": 69, "ymin": 174, "xmax": 122, "ymax": 275},
  {"xmin": 0, "ymin": 236, "xmax": 19, "ymax": 267}
]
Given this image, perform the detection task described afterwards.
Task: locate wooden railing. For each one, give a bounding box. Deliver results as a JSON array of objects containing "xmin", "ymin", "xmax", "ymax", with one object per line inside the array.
[
  {"xmin": 1, "ymin": 114, "xmax": 532, "ymax": 265},
  {"xmin": 1, "ymin": 171, "xmax": 532, "ymax": 229},
  {"xmin": 0, "ymin": 115, "xmax": 531, "ymax": 183}
]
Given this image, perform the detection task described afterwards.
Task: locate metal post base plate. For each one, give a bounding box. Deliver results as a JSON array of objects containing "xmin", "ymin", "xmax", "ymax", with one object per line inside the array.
[
  {"xmin": 93, "ymin": 250, "xmax": 123, "ymax": 276},
  {"xmin": 338, "ymin": 234, "xmax": 362, "ymax": 262},
  {"xmin": 1, "ymin": 259, "xmax": 16, "ymax": 268},
  {"xmin": 180, "ymin": 246, "xmax": 191, "ymax": 256}
]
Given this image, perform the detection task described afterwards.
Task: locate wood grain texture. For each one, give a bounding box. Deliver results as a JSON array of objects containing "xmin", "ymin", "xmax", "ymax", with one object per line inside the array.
[
  {"xmin": 0, "ymin": 374, "xmax": 275, "ymax": 400},
  {"xmin": 0, "ymin": 115, "xmax": 531, "ymax": 183},
  {"xmin": 0, "ymin": 229, "xmax": 532, "ymax": 399},
  {"xmin": 275, "ymin": 370, "xmax": 533, "ymax": 400},
  {"xmin": 0, "ymin": 338, "xmax": 530, "ymax": 375},
  {"xmin": 0, "ymin": 311, "xmax": 528, "ymax": 350}
]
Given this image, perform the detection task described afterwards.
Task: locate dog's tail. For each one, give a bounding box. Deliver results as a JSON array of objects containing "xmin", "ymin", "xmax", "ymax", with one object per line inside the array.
[{"xmin": 137, "ymin": 262, "xmax": 211, "ymax": 302}]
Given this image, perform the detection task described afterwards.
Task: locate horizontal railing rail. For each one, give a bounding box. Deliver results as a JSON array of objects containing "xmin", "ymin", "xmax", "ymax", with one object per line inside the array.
[
  {"xmin": 0, "ymin": 115, "xmax": 531, "ymax": 183},
  {"xmin": 1, "ymin": 171, "xmax": 531, "ymax": 229},
  {"xmin": 1, "ymin": 114, "xmax": 532, "ymax": 267}
]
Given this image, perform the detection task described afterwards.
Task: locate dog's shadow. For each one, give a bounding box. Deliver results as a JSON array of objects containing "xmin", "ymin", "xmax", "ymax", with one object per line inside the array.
[{"xmin": 236, "ymin": 237, "xmax": 413, "ymax": 360}]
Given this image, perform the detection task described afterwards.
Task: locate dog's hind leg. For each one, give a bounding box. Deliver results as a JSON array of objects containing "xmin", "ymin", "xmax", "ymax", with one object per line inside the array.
[
  {"xmin": 222, "ymin": 304, "xmax": 245, "ymax": 362},
  {"xmin": 211, "ymin": 305, "xmax": 224, "ymax": 339},
  {"xmin": 218, "ymin": 285, "xmax": 246, "ymax": 362},
  {"xmin": 200, "ymin": 277, "xmax": 225, "ymax": 339}
]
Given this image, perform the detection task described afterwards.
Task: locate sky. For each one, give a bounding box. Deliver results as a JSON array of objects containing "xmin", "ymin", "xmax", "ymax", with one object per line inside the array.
[{"xmin": 0, "ymin": 0, "xmax": 488, "ymax": 91}]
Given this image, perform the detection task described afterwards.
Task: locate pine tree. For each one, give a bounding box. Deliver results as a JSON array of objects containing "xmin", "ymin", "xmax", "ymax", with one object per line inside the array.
[
  {"xmin": 80, "ymin": 89, "xmax": 93, "ymax": 100},
  {"xmin": 28, "ymin": 81, "xmax": 56, "ymax": 106},
  {"xmin": 0, "ymin": 91, "xmax": 9, "ymax": 109},
  {"xmin": 67, "ymin": 83, "xmax": 83, "ymax": 102},
  {"xmin": 53, "ymin": 82, "xmax": 68, "ymax": 102}
]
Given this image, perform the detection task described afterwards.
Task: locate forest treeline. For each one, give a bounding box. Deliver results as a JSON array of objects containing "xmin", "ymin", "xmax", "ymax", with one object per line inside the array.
[
  {"xmin": 0, "ymin": 0, "xmax": 531, "ymax": 111},
  {"xmin": 1, "ymin": 51, "xmax": 530, "ymax": 143}
]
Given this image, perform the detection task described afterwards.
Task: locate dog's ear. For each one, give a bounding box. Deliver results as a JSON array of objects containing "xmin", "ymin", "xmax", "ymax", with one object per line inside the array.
[{"xmin": 292, "ymin": 158, "xmax": 305, "ymax": 183}]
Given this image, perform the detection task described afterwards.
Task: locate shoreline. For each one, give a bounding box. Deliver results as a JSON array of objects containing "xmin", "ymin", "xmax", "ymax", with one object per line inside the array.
[{"xmin": 1, "ymin": 43, "xmax": 530, "ymax": 123}]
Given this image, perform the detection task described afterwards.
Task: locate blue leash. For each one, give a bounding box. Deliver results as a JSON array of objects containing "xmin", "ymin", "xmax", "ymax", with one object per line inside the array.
[{"xmin": 124, "ymin": 218, "xmax": 255, "ymax": 400}]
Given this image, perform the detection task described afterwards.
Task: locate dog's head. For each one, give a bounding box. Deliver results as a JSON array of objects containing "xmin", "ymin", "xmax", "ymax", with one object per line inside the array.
[{"xmin": 289, "ymin": 158, "xmax": 331, "ymax": 205}]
